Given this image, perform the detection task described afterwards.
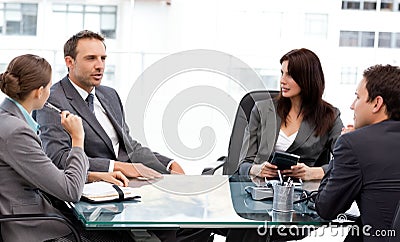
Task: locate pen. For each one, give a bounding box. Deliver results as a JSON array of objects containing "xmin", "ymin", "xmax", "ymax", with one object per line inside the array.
[
  {"xmin": 277, "ymin": 170, "xmax": 284, "ymax": 185},
  {"xmin": 286, "ymin": 177, "xmax": 292, "ymax": 187},
  {"xmin": 44, "ymin": 102, "xmax": 62, "ymax": 114}
]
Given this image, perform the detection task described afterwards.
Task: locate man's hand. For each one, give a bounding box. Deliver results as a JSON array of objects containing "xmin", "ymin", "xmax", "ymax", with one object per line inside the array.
[
  {"xmin": 87, "ymin": 171, "xmax": 129, "ymax": 187},
  {"xmin": 169, "ymin": 161, "xmax": 185, "ymax": 174},
  {"xmin": 342, "ymin": 124, "xmax": 355, "ymax": 134},
  {"xmin": 114, "ymin": 161, "xmax": 162, "ymax": 179}
]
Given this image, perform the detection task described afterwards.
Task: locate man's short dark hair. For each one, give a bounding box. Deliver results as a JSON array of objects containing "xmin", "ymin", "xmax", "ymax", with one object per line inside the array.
[
  {"xmin": 364, "ymin": 64, "xmax": 400, "ymax": 120},
  {"xmin": 64, "ymin": 30, "xmax": 105, "ymax": 59}
]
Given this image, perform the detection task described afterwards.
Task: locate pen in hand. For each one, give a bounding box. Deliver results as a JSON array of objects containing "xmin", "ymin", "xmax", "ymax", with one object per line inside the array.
[{"xmin": 44, "ymin": 102, "xmax": 62, "ymax": 113}]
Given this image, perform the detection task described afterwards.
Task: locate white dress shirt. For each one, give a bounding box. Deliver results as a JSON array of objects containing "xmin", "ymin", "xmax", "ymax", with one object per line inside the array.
[
  {"xmin": 69, "ymin": 80, "xmax": 118, "ymax": 172},
  {"xmin": 275, "ymin": 129, "xmax": 298, "ymax": 152},
  {"xmin": 69, "ymin": 80, "xmax": 173, "ymax": 172}
]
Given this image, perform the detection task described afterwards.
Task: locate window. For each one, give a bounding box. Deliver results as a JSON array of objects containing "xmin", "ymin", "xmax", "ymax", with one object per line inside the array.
[
  {"xmin": 341, "ymin": 67, "xmax": 358, "ymax": 85},
  {"xmin": 363, "ymin": 1, "xmax": 377, "ymax": 10},
  {"xmin": 339, "ymin": 31, "xmax": 375, "ymax": 47},
  {"xmin": 255, "ymin": 68, "xmax": 279, "ymax": 90},
  {"xmin": 361, "ymin": 31, "xmax": 375, "ymax": 47},
  {"xmin": 396, "ymin": 33, "xmax": 400, "ymax": 48},
  {"xmin": 378, "ymin": 32, "xmax": 391, "ymax": 48},
  {"xmin": 381, "ymin": 0, "xmax": 394, "ymax": 11},
  {"xmin": 102, "ymin": 65, "xmax": 115, "ymax": 87},
  {"xmin": 342, "ymin": 0, "xmax": 377, "ymax": 10},
  {"xmin": 378, "ymin": 32, "xmax": 400, "ymax": 48},
  {"xmin": 0, "ymin": 3, "xmax": 37, "ymax": 35},
  {"xmin": 305, "ymin": 13, "xmax": 328, "ymax": 39},
  {"xmin": 0, "ymin": 63, "xmax": 7, "ymax": 73},
  {"xmin": 340, "ymin": 31, "xmax": 359, "ymax": 46},
  {"xmin": 52, "ymin": 4, "xmax": 117, "ymax": 38},
  {"xmin": 342, "ymin": 1, "xmax": 361, "ymax": 9}
]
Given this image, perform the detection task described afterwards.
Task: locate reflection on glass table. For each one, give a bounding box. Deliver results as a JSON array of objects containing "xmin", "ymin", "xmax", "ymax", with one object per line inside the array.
[
  {"xmin": 229, "ymin": 175, "xmax": 325, "ymax": 225},
  {"xmin": 67, "ymin": 175, "xmax": 350, "ymax": 229}
]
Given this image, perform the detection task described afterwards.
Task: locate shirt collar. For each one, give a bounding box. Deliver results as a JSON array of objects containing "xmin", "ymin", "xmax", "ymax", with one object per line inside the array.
[
  {"xmin": 68, "ymin": 77, "xmax": 95, "ymax": 99},
  {"xmin": 8, "ymin": 97, "xmax": 40, "ymax": 133}
]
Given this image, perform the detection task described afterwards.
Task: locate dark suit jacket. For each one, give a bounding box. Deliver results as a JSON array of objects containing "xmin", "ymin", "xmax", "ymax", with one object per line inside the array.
[
  {"xmin": 0, "ymin": 98, "xmax": 89, "ymax": 242},
  {"xmin": 35, "ymin": 76, "xmax": 171, "ymax": 174},
  {"xmin": 316, "ymin": 120, "xmax": 400, "ymax": 242},
  {"xmin": 239, "ymin": 99, "xmax": 343, "ymax": 175}
]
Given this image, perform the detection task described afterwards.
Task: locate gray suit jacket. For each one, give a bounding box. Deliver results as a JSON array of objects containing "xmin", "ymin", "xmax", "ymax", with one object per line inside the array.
[
  {"xmin": 316, "ymin": 120, "xmax": 400, "ymax": 242},
  {"xmin": 0, "ymin": 98, "xmax": 89, "ymax": 242},
  {"xmin": 35, "ymin": 76, "xmax": 170, "ymax": 173},
  {"xmin": 238, "ymin": 99, "xmax": 343, "ymax": 175}
]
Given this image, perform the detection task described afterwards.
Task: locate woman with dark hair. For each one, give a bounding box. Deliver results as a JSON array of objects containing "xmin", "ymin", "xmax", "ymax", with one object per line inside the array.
[
  {"xmin": 238, "ymin": 48, "xmax": 343, "ymax": 180},
  {"xmin": 0, "ymin": 54, "xmax": 128, "ymax": 242}
]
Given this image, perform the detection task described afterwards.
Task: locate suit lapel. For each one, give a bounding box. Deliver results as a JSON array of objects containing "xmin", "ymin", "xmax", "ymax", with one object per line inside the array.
[
  {"xmin": 60, "ymin": 78, "xmax": 115, "ymax": 156},
  {"xmin": 269, "ymin": 101, "xmax": 281, "ymax": 147},
  {"xmin": 287, "ymin": 120, "xmax": 315, "ymax": 152}
]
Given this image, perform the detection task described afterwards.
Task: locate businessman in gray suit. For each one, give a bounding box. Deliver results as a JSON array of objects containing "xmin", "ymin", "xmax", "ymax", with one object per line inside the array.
[
  {"xmin": 34, "ymin": 30, "xmax": 212, "ymax": 242},
  {"xmin": 35, "ymin": 30, "xmax": 185, "ymax": 178}
]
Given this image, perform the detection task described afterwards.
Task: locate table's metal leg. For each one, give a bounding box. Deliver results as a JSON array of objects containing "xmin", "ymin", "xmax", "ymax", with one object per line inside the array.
[{"xmin": 128, "ymin": 229, "xmax": 161, "ymax": 242}]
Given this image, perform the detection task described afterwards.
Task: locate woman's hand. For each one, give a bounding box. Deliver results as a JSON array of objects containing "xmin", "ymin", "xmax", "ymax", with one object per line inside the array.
[
  {"xmin": 250, "ymin": 162, "xmax": 278, "ymax": 178},
  {"xmin": 281, "ymin": 163, "xmax": 324, "ymax": 180},
  {"xmin": 60, "ymin": 111, "xmax": 84, "ymax": 148},
  {"xmin": 88, "ymin": 171, "xmax": 129, "ymax": 187}
]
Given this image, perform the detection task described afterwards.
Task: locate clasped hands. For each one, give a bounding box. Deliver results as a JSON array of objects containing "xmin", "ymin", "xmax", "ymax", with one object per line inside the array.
[{"xmin": 250, "ymin": 162, "xmax": 317, "ymax": 181}]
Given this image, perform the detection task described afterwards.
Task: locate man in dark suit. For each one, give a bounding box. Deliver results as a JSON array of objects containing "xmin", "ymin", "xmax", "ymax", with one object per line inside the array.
[
  {"xmin": 35, "ymin": 30, "xmax": 184, "ymax": 178},
  {"xmin": 315, "ymin": 64, "xmax": 400, "ymax": 242}
]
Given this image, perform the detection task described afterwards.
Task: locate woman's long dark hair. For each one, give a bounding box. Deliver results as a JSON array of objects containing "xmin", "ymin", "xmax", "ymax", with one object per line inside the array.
[{"xmin": 277, "ymin": 48, "xmax": 335, "ymax": 136}]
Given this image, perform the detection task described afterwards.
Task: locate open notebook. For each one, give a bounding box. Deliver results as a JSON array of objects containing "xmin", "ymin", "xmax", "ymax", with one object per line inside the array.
[{"xmin": 82, "ymin": 181, "xmax": 141, "ymax": 203}]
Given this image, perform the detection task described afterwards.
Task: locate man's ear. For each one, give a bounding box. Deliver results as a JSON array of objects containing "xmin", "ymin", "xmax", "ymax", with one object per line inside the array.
[
  {"xmin": 65, "ymin": 56, "xmax": 74, "ymax": 69},
  {"xmin": 372, "ymin": 96, "xmax": 385, "ymax": 113}
]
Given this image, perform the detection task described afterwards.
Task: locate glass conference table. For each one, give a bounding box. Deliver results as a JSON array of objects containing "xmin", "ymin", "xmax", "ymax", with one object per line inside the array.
[{"xmin": 68, "ymin": 175, "xmax": 346, "ymax": 231}]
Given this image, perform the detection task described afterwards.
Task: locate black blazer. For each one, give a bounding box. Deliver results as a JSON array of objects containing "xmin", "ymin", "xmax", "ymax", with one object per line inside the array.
[
  {"xmin": 316, "ymin": 120, "xmax": 400, "ymax": 242},
  {"xmin": 35, "ymin": 76, "xmax": 170, "ymax": 173}
]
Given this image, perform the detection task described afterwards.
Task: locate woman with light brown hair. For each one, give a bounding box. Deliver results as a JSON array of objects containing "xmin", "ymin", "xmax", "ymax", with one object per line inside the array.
[{"xmin": 0, "ymin": 54, "xmax": 128, "ymax": 242}]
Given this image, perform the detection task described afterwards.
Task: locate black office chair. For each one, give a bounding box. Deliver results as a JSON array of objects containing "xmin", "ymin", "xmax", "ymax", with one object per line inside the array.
[
  {"xmin": 202, "ymin": 90, "xmax": 280, "ymax": 175},
  {"xmin": 0, "ymin": 213, "xmax": 81, "ymax": 242}
]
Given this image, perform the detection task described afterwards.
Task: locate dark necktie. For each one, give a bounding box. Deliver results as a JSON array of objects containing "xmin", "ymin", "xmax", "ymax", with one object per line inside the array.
[{"xmin": 86, "ymin": 93, "xmax": 94, "ymax": 113}]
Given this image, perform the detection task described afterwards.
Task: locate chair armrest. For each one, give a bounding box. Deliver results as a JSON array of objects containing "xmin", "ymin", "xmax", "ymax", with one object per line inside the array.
[
  {"xmin": 0, "ymin": 213, "xmax": 81, "ymax": 242},
  {"xmin": 202, "ymin": 156, "xmax": 226, "ymax": 175}
]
